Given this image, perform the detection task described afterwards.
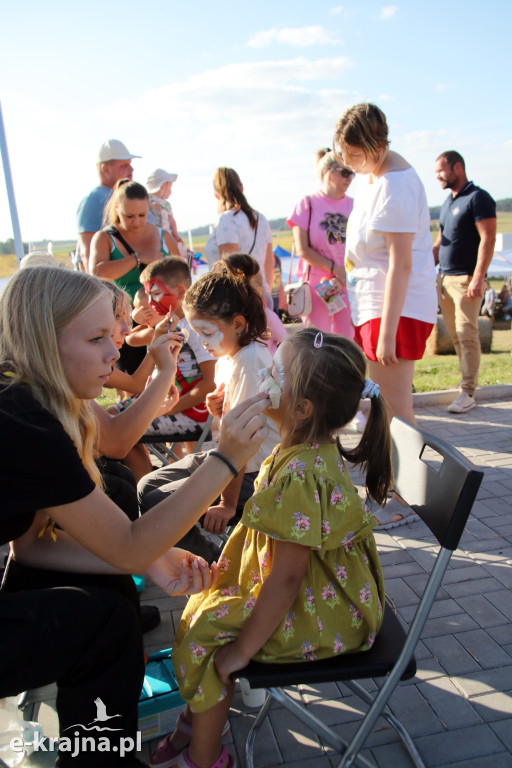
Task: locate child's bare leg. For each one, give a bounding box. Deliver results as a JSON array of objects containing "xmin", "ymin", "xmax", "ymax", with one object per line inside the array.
[
  {"xmin": 367, "ymin": 358, "xmax": 416, "ymax": 424},
  {"xmin": 165, "ymin": 704, "xmax": 193, "ymax": 752},
  {"xmin": 187, "ymin": 684, "xmax": 235, "ymax": 767}
]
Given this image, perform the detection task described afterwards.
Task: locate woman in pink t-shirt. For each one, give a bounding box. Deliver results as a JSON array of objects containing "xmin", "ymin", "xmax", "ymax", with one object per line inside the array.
[{"xmin": 287, "ymin": 148, "xmax": 355, "ymax": 337}]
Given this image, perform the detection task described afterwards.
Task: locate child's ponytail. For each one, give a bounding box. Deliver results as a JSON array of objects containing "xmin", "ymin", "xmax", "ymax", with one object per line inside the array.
[
  {"xmin": 283, "ymin": 329, "xmax": 393, "ymax": 505},
  {"xmin": 339, "ymin": 388, "xmax": 392, "ymax": 506}
]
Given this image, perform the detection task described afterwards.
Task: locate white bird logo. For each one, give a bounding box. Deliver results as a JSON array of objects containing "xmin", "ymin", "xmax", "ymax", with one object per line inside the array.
[
  {"xmin": 88, "ymin": 697, "xmax": 122, "ymax": 725},
  {"xmin": 63, "ymin": 697, "xmax": 123, "ymax": 732}
]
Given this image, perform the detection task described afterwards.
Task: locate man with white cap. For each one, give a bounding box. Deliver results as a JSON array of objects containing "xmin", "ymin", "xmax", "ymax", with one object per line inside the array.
[
  {"xmin": 76, "ymin": 139, "xmax": 141, "ymax": 272},
  {"xmin": 146, "ymin": 168, "xmax": 184, "ymax": 250}
]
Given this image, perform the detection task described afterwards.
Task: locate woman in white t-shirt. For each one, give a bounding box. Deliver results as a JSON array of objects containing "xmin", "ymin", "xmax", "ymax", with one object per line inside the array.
[
  {"xmin": 334, "ymin": 103, "xmax": 437, "ymax": 426},
  {"xmin": 203, "ymin": 167, "xmax": 274, "ymax": 304}
]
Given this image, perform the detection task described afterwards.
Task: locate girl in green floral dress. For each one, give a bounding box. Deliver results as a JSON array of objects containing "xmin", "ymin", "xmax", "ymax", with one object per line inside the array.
[{"xmin": 150, "ymin": 328, "xmax": 393, "ymax": 768}]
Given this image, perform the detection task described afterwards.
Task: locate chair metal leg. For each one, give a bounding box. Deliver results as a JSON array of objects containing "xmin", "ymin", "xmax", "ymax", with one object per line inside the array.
[
  {"xmin": 248, "ymin": 687, "xmax": 374, "ymax": 768},
  {"xmin": 146, "ymin": 443, "xmax": 172, "ymax": 466},
  {"xmin": 336, "ymin": 550, "xmax": 452, "ymax": 768},
  {"xmin": 342, "ymin": 680, "xmax": 426, "ymax": 768},
  {"xmin": 244, "ymin": 693, "xmax": 273, "ymax": 768}
]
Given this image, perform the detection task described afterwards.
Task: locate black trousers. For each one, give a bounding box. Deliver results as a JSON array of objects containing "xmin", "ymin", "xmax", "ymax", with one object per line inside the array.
[
  {"xmin": 137, "ymin": 451, "xmax": 257, "ymax": 563},
  {"xmin": 117, "ymin": 341, "xmax": 146, "ymax": 375},
  {"xmin": 0, "ymin": 460, "xmax": 147, "ymax": 766},
  {"xmin": 0, "ymin": 575, "xmax": 144, "ymax": 766}
]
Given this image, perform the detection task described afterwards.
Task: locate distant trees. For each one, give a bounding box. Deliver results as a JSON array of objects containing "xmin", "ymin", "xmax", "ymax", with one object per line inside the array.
[
  {"xmin": 430, "ymin": 199, "xmax": 511, "ymax": 221},
  {"xmin": 0, "ymin": 238, "xmax": 28, "ymax": 255},
  {"xmin": 4, "ymin": 199, "xmax": 512, "ymax": 251}
]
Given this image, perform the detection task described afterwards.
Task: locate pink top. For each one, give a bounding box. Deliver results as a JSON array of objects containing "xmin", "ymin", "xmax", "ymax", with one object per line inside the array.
[
  {"xmin": 287, "ymin": 190, "xmax": 353, "ymax": 281},
  {"xmin": 263, "ymin": 307, "xmax": 287, "ymax": 356}
]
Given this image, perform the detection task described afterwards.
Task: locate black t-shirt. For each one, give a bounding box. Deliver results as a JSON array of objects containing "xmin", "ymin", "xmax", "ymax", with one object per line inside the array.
[
  {"xmin": 0, "ymin": 382, "xmax": 95, "ymax": 545},
  {"xmin": 439, "ymin": 181, "xmax": 496, "ymax": 275}
]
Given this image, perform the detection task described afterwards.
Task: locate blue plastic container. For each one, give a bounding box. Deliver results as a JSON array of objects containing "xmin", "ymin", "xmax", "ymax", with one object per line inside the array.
[{"xmin": 138, "ymin": 648, "xmax": 185, "ymax": 743}]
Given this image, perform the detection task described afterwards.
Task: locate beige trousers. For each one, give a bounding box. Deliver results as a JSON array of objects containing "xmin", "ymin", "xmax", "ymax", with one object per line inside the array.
[{"xmin": 437, "ymin": 273, "xmax": 481, "ymax": 395}]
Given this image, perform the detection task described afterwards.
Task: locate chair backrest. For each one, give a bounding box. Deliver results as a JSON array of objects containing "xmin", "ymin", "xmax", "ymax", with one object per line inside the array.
[{"xmin": 390, "ymin": 418, "xmax": 484, "ymax": 550}]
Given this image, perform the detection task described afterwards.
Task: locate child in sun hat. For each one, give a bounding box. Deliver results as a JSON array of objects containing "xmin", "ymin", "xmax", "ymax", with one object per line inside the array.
[{"xmin": 146, "ymin": 167, "xmax": 185, "ymax": 251}]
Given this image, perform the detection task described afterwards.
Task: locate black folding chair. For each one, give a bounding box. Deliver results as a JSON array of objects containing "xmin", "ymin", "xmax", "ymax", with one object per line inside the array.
[
  {"xmin": 234, "ymin": 417, "xmax": 484, "ymax": 768},
  {"xmin": 139, "ymin": 413, "xmax": 214, "ymax": 464}
]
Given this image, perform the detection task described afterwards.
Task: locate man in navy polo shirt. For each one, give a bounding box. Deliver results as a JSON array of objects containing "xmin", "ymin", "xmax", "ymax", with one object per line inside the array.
[
  {"xmin": 76, "ymin": 139, "xmax": 141, "ymax": 273},
  {"xmin": 433, "ymin": 151, "xmax": 496, "ymax": 413}
]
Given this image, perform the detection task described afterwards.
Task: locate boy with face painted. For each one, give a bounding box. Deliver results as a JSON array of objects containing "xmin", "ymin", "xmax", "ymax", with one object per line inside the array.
[{"xmin": 139, "ymin": 258, "xmax": 216, "ymax": 441}]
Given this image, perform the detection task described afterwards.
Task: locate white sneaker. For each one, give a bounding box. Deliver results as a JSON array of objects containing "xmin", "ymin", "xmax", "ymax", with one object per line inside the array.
[{"xmin": 447, "ymin": 391, "xmax": 476, "ymax": 413}]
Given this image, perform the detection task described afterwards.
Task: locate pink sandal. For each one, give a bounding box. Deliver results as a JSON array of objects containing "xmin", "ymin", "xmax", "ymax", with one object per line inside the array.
[
  {"xmin": 149, "ymin": 712, "xmax": 231, "ymax": 768},
  {"xmin": 178, "ymin": 746, "xmax": 235, "ymax": 768}
]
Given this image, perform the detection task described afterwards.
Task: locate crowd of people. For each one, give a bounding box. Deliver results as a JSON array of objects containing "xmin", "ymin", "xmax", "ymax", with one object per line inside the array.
[{"xmin": 0, "ymin": 102, "xmax": 498, "ymax": 768}]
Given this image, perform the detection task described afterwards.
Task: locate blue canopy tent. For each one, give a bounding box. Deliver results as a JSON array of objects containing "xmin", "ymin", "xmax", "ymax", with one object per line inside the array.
[
  {"xmin": 487, "ymin": 250, "xmax": 512, "ymax": 277},
  {"xmin": 273, "ymin": 244, "xmax": 291, "ymax": 260}
]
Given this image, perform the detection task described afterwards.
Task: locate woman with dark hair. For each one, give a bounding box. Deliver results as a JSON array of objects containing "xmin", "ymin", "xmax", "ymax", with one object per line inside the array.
[
  {"xmin": 90, "ymin": 179, "xmax": 180, "ymax": 302},
  {"xmin": 204, "ymin": 167, "xmax": 274, "ymax": 304}
]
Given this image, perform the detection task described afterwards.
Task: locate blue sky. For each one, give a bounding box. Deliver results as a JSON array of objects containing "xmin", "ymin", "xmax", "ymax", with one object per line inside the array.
[{"xmin": 1, "ymin": 0, "xmax": 511, "ymax": 243}]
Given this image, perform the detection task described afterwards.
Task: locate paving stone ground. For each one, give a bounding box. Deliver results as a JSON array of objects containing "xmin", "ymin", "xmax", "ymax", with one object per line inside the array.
[{"xmin": 18, "ymin": 396, "xmax": 512, "ymax": 767}]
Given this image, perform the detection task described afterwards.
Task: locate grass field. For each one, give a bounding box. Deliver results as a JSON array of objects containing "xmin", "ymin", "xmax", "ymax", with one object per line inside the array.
[
  {"xmin": 1, "ymin": 215, "xmax": 511, "ymax": 395},
  {"xmin": 413, "ymin": 326, "xmax": 511, "ymax": 393},
  {"xmin": 0, "ymin": 249, "xmax": 74, "ymax": 278},
  {"xmin": 95, "ymin": 326, "xmax": 511, "ymax": 406}
]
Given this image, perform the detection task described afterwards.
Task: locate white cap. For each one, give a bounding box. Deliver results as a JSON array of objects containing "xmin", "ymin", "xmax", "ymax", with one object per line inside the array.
[
  {"xmin": 97, "ymin": 139, "xmax": 141, "ymax": 163},
  {"xmin": 146, "ymin": 168, "xmax": 178, "ymax": 193}
]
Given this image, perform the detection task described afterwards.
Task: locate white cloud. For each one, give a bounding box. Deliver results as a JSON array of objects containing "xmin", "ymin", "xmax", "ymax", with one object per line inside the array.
[
  {"xmin": 435, "ymin": 83, "xmax": 456, "ymax": 91},
  {"xmin": 328, "ymin": 5, "xmax": 359, "ymax": 19},
  {"xmin": 248, "ymin": 26, "xmax": 340, "ymax": 48},
  {"xmin": 379, "ymin": 6, "xmax": 398, "ymax": 19},
  {"xmin": 3, "ymin": 56, "xmax": 361, "ymax": 239}
]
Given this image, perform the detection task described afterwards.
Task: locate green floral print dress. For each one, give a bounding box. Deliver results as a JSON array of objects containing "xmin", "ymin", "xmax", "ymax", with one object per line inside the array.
[{"xmin": 172, "ymin": 441, "xmax": 385, "ymax": 712}]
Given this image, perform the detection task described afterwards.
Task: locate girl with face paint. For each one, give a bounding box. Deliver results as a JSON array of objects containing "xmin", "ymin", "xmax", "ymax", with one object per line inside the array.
[
  {"xmin": 151, "ymin": 328, "xmax": 393, "ymax": 768},
  {"xmin": 138, "ymin": 262, "xmax": 281, "ymax": 546},
  {"xmin": 181, "ymin": 266, "xmax": 281, "ymax": 536}
]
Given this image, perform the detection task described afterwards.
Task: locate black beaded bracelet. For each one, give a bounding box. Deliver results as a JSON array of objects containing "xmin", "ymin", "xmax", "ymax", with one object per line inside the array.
[{"xmin": 209, "ymin": 451, "xmax": 239, "ymax": 478}]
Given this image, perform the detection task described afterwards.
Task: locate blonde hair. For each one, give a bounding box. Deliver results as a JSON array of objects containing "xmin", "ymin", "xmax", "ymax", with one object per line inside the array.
[
  {"xmin": 99, "ymin": 277, "xmax": 131, "ymax": 313},
  {"xmin": 333, "ymin": 103, "xmax": 389, "ymax": 165},
  {"xmin": 104, "ymin": 179, "xmax": 149, "ymax": 227},
  {"xmin": 316, "ymin": 148, "xmax": 339, "ymax": 179},
  {"xmin": 0, "ymin": 267, "xmax": 110, "ymax": 486},
  {"xmin": 20, "ymin": 251, "xmax": 59, "ymax": 270}
]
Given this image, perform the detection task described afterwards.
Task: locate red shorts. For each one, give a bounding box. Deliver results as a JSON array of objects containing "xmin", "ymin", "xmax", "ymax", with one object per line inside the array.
[{"xmin": 353, "ymin": 317, "xmax": 434, "ymax": 361}]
